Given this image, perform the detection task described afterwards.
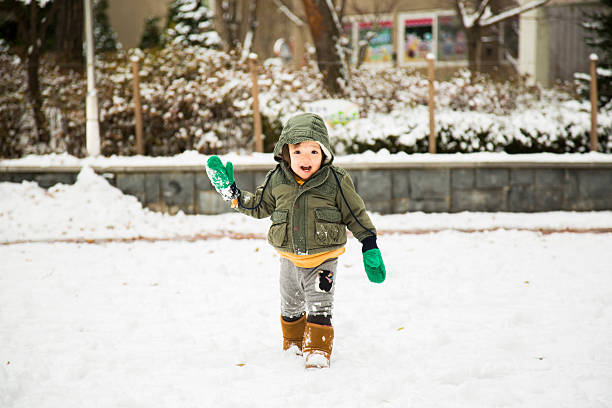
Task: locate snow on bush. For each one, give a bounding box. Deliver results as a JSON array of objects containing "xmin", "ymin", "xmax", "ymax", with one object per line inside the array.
[
  {"xmin": 0, "ymin": 44, "xmax": 611, "ymax": 158},
  {"xmin": 97, "ymin": 45, "xmax": 254, "ymax": 156},
  {"xmin": 163, "ymin": 0, "xmax": 221, "ymax": 49},
  {"xmin": 0, "ymin": 53, "xmax": 28, "ymax": 157},
  {"xmin": 332, "ymin": 103, "xmax": 612, "ymax": 155}
]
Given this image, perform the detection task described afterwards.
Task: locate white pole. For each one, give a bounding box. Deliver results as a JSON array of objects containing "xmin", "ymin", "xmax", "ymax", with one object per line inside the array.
[{"xmin": 84, "ymin": 0, "xmax": 100, "ymax": 156}]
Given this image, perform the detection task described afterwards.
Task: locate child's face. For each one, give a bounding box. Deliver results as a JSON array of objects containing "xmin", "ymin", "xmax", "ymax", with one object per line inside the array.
[{"xmin": 288, "ymin": 141, "xmax": 323, "ymax": 180}]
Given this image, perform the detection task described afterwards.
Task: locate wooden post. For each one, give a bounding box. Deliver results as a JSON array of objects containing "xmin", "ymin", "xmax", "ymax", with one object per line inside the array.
[
  {"xmin": 427, "ymin": 53, "xmax": 436, "ymax": 154},
  {"xmin": 249, "ymin": 54, "xmax": 263, "ymax": 153},
  {"xmin": 590, "ymin": 53, "xmax": 598, "ymax": 152},
  {"xmin": 131, "ymin": 56, "xmax": 144, "ymax": 155}
]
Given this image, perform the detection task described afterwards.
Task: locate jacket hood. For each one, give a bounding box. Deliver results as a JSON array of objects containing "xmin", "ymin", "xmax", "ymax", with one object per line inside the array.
[{"xmin": 273, "ymin": 113, "xmax": 334, "ymax": 165}]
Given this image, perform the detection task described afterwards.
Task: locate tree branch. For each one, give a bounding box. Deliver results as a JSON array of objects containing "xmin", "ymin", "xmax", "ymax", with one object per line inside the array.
[
  {"xmin": 39, "ymin": 0, "xmax": 59, "ymax": 46},
  {"xmin": 325, "ymin": 0, "xmax": 343, "ymax": 34},
  {"xmin": 475, "ymin": 0, "xmax": 492, "ymax": 22},
  {"xmin": 240, "ymin": 0, "xmax": 258, "ymax": 62},
  {"xmin": 272, "ymin": 0, "xmax": 305, "ymax": 26},
  {"xmin": 336, "ymin": 0, "xmax": 346, "ymax": 22},
  {"xmin": 481, "ymin": 0, "xmax": 550, "ymax": 27},
  {"xmin": 456, "ymin": 0, "xmax": 491, "ymax": 28}
]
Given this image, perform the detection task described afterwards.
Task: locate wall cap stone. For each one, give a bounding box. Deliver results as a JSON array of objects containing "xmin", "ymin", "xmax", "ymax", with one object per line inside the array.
[{"xmin": 3, "ymin": 159, "xmax": 612, "ymax": 173}]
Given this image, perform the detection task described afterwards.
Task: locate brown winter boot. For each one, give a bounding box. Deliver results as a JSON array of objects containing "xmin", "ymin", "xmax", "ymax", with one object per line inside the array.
[
  {"xmin": 303, "ymin": 322, "xmax": 334, "ymax": 368},
  {"xmin": 281, "ymin": 314, "xmax": 306, "ymax": 354}
]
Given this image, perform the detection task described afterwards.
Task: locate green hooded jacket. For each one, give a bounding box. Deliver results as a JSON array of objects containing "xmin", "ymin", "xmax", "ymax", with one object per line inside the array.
[{"xmin": 235, "ymin": 113, "xmax": 376, "ymax": 255}]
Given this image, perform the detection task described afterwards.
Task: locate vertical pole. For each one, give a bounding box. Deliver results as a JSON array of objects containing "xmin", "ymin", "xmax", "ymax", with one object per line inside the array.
[
  {"xmin": 249, "ymin": 53, "xmax": 263, "ymax": 153},
  {"xmin": 84, "ymin": 0, "xmax": 100, "ymax": 156},
  {"xmin": 392, "ymin": 8, "xmax": 398, "ymax": 68},
  {"xmin": 131, "ymin": 56, "xmax": 144, "ymax": 155},
  {"xmin": 590, "ymin": 53, "xmax": 599, "ymax": 152},
  {"xmin": 427, "ymin": 53, "xmax": 436, "ymax": 154}
]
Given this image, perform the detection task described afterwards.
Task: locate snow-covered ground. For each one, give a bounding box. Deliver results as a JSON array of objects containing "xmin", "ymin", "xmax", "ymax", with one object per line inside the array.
[{"xmin": 1, "ymin": 166, "xmax": 612, "ymax": 407}]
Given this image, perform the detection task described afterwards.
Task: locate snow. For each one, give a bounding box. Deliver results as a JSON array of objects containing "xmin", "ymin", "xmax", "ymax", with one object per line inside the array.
[
  {"xmin": 2, "ymin": 150, "xmax": 612, "ymax": 172},
  {"xmin": 1, "ymin": 166, "xmax": 612, "ymax": 407},
  {"xmin": 458, "ymin": 0, "xmax": 550, "ymax": 28},
  {"xmin": 327, "ymin": 104, "xmax": 612, "ymax": 154},
  {"xmin": 17, "ymin": 0, "xmax": 51, "ymax": 6}
]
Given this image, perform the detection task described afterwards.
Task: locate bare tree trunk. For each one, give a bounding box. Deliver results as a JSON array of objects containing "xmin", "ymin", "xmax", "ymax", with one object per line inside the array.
[
  {"xmin": 13, "ymin": 0, "xmax": 58, "ymax": 144},
  {"xmin": 220, "ymin": 0, "xmax": 241, "ymax": 50},
  {"xmin": 55, "ymin": 0, "xmax": 84, "ymax": 73},
  {"xmin": 301, "ymin": 0, "xmax": 346, "ymax": 95},
  {"xmin": 23, "ymin": 2, "xmax": 49, "ymax": 143},
  {"xmin": 466, "ymin": 25, "xmax": 481, "ymax": 73}
]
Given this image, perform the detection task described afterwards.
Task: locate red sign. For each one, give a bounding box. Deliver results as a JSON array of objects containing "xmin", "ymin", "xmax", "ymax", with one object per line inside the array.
[{"xmin": 404, "ymin": 18, "xmax": 433, "ymax": 27}]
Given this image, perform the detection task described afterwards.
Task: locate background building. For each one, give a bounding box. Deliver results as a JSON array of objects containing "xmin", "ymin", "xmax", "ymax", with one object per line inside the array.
[
  {"xmin": 107, "ymin": 0, "xmax": 603, "ymax": 86},
  {"xmin": 107, "ymin": 0, "xmax": 168, "ymax": 49}
]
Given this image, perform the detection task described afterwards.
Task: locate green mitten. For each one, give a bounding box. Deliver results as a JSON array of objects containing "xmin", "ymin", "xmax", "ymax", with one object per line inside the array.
[
  {"xmin": 206, "ymin": 155, "xmax": 239, "ymax": 201},
  {"xmin": 362, "ymin": 248, "xmax": 386, "ymax": 283}
]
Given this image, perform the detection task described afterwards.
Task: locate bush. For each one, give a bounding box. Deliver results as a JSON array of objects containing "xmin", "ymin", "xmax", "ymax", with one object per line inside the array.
[
  {"xmin": 1, "ymin": 44, "xmax": 611, "ymax": 158},
  {"xmin": 330, "ymin": 105, "xmax": 612, "ymax": 154},
  {"xmin": 95, "ymin": 46, "xmax": 255, "ymax": 156},
  {"xmin": 0, "ymin": 53, "xmax": 28, "ymax": 157}
]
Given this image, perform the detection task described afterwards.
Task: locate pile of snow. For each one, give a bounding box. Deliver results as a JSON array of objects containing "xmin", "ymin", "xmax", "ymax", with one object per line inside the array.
[{"xmin": 0, "ymin": 166, "xmax": 267, "ymax": 244}]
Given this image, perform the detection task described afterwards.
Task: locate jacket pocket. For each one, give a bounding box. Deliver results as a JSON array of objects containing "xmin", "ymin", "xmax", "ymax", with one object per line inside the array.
[
  {"xmin": 268, "ymin": 209, "xmax": 288, "ymax": 247},
  {"xmin": 314, "ymin": 207, "xmax": 344, "ymax": 246}
]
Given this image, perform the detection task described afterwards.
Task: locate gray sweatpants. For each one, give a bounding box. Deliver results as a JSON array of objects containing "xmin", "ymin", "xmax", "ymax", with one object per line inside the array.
[{"xmin": 279, "ymin": 257, "xmax": 338, "ymax": 320}]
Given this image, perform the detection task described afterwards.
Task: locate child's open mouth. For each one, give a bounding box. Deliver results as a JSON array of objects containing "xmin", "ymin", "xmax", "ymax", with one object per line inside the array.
[{"xmin": 301, "ymin": 166, "xmax": 312, "ymax": 172}]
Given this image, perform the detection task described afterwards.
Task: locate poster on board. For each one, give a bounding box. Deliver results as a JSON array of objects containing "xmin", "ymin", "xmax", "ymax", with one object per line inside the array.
[
  {"xmin": 404, "ymin": 18, "xmax": 433, "ymax": 61},
  {"xmin": 359, "ymin": 21, "xmax": 393, "ymax": 63},
  {"xmin": 437, "ymin": 15, "xmax": 467, "ymax": 61}
]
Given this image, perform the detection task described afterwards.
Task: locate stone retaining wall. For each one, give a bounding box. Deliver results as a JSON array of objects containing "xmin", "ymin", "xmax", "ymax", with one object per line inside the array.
[{"xmin": 2, "ymin": 161, "xmax": 612, "ymax": 214}]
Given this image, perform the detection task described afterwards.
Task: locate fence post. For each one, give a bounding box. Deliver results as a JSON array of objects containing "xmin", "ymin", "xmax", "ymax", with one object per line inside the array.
[
  {"xmin": 590, "ymin": 53, "xmax": 598, "ymax": 152},
  {"xmin": 249, "ymin": 53, "xmax": 263, "ymax": 153},
  {"xmin": 131, "ymin": 56, "xmax": 145, "ymax": 155},
  {"xmin": 427, "ymin": 53, "xmax": 436, "ymax": 154}
]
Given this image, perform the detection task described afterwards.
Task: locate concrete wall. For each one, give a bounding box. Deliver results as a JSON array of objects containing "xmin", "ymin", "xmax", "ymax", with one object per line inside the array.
[{"xmin": 2, "ymin": 162, "xmax": 611, "ymax": 214}]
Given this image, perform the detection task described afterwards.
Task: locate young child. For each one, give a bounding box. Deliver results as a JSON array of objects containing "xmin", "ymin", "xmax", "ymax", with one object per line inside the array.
[{"xmin": 206, "ymin": 112, "xmax": 386, "ymax": 368}]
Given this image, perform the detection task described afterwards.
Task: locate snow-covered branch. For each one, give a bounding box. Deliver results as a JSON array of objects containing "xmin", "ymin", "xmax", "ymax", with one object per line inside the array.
[
  {"xmin": 504, "ymin": 49, "xmax": 519, "ymax": 73},
  {"xmin": 457, "ymin": 0, "xmax": 492, "ymax": 28},
  {"xmin": 325, "ymin": 0, "xmax": 343, "ymax": 34},
  {"xmin": 17, "ymin": 0, "xmax": 53, "ymax": 6},
  {"xmin": 481, "ymin": 0, "xmax": 550, "ymax": 27},
  {"xmin": 240, "ymin": 30, "xmax": 253, "ymax": 62},
  {"xmin": 239, "ymin": 1, "xmax": 258, "ymax": 63},
  {"xmin": 475, "ymin": 0, "xmax": 492, "ymax": 22},
  {"xmin": 272, "ymin": 0, "xmax": 305, "ymax": 26}
]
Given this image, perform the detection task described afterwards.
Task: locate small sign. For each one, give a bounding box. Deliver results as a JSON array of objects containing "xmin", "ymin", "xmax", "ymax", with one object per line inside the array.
[{"xmin": 304, "ymin": 99, "xmax": 360, "ymax": 128}]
